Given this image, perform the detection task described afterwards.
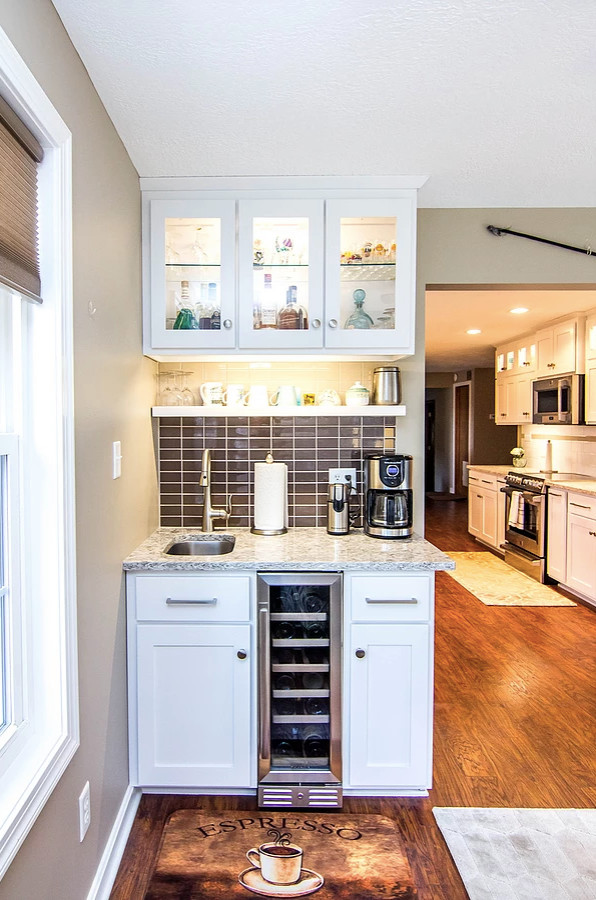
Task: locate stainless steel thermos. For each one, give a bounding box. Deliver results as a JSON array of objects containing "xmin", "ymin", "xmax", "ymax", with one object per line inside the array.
[
  {"xmin": 326, "ymin": 483, "xmax": 351, "ymax": 535},
  {"xmin": 371, "ymin": 366, "xmax": 401, "ymax": 405}
]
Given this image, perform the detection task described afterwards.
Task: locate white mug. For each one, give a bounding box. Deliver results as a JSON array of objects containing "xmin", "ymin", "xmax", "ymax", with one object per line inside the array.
[
  {"xmin": 246, "ymin": 842, "xmax": 303, "ymax": 886},
  {"xmin": 270, "ymin": 385, "xmax": 299, "ymax": 406},
  {"xmin": 223, "ymin": 384, "xmax": 245, "ymax": 406},
  {"xmin": 244, "ymin": 385, "xmax": 269, "ymax": 407},
  {"xmin": 200, "ymin": 381, "xmax": 224, "ymax": 405}
]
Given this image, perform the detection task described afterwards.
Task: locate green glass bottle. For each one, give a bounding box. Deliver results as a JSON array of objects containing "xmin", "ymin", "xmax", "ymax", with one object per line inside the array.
[{"xmin": 344, "ymin": 289, "xmax": 374, "ymax": 329}]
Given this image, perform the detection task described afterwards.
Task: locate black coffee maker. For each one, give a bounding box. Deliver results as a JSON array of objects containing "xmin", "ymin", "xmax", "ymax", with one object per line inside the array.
[{"xmin": 364, "ymin": 454, "xmax": 413, "ymax": 539}]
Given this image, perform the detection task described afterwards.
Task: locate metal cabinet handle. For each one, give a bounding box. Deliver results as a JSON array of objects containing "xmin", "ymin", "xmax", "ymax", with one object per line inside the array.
[
  {"xmin": 481, "ymin": 479, "xmax": 493, "ymax": 484},
  {"xmin": 237, "ymin": 649, "xmax": 247, "ymax": 660},
  {"xmin": 570, "ymin": 502, "xmax": 591, "ymax": 510},
  {"xmin": 549, "ymin": 492, "xmax": 562, "ymax": 497},
  {"xmin": 311, "ymin": 318, "xmax": 321, "ymax": 329},
  {"xmin": 365, "ymin": 597, "xmax": 418, "ymax": 604},
  {"xmin": 477, "ymin": 494, "xmax": 482, "ymax": 499},
  {"xmin": 223, "ymin": 318, "xmax": 233, "ymax": 329},
  {"xmin": 328, "ymin": 318, "xmax": 338, "ymax": 328},
  {"xmin": 589, "ymin": 531, "xmax": 596, "ymax": 537},
  {"xmin": 165, "ymin": 597, "xmax": 217, "ymax": 605},
  {"xmin": 355, "ymin": 649, "xmax": 366, "ymax": 659}
]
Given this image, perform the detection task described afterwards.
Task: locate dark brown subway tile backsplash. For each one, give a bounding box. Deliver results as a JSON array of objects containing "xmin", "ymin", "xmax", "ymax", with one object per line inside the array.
[{"xmin": 157, "ymin": 416, "xmax": 398, "ymax": 529}]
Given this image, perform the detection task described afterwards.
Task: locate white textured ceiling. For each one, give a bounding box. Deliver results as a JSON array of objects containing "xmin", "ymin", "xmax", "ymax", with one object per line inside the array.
[{"xmin": 51, "ymin": 0, "xmax": 595, "ymax": 207}]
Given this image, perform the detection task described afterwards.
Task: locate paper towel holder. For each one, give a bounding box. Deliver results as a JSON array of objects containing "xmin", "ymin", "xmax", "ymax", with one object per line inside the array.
[{"xmin": 251, "ymin": 451, "xmax": 288, "ymax": 536}]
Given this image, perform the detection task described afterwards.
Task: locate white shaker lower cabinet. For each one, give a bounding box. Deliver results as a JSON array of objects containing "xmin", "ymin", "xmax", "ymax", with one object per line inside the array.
[
  {"xmin": 468, "ymin": 471, "xmax": 499, "ymax": 549},
  {"xmin": 127, "ymin": 573, "xmax": 255, "ymax": 790},
  {"xmin": 565, "ymin": 493, "xmax": 596, "ymax": 603},
  {"xmin": 344, "ymin": 573, "xmax": 433, "ymax": 794}
]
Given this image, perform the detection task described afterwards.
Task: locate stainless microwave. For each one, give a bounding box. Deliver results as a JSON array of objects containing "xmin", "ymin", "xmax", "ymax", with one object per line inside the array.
[{"xmin": 532, "ymin": 374, "xmax": 585, "ymax": 425}]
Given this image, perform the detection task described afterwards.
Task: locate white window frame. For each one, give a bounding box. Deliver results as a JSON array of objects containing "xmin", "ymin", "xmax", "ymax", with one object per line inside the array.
[{"xmin": 0, "ymin": 27, "xmax": 77, "ymax": 878}]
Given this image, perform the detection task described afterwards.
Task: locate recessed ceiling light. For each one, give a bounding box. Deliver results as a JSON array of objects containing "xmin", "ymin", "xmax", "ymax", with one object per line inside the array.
[
  {"xmin": 510, "ymin": 307, "xmax": 529, "ymax": 314},
  {"xmin": 466, "ymin": 328, "xmax": 481, "ymax": 335}
]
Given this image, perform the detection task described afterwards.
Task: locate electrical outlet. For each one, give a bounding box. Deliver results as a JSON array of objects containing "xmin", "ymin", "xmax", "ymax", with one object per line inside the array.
[
  {"xmin": 112, "ymin": 441, "xmax": 122, "ymax": 479},
  {"xmin": 78, "ymin": 781, "xmax": 91, "ymax": 842},
  {"xmin": 328, "ymin": 467, "xmax": 357, "ymax": 487}
]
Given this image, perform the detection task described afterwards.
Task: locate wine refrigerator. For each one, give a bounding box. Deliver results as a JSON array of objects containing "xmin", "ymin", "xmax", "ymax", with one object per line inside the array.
[{"xmin": 257, "ymin": 572, "xmax": 342, "ymax": 808}]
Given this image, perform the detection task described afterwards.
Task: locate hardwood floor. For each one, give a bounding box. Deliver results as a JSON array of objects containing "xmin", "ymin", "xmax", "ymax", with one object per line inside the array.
[{"xmin": 111, "ymin": 499, "xmax": 596, "ymax": 899}]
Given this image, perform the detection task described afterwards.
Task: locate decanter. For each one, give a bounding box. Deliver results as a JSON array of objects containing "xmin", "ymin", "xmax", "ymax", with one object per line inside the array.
[{"xmin": 344, "ymin": 289, "xmax": 373, "ymax": 329}]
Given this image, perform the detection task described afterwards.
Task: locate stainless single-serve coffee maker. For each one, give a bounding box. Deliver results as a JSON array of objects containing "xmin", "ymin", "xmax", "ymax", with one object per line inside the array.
[{"xmin": 364, "ymin": 454, "xmax": 413, "ymax": 539}]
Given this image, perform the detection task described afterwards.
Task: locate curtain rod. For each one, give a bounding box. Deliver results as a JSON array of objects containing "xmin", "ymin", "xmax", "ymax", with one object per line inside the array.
[{"xmin": 487, "ymin": 225, "xmax": 594, "ymax": 258}]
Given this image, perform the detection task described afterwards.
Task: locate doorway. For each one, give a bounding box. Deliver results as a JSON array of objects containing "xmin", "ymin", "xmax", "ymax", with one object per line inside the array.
[{"xmin": 453, "ymin": 382, "xmax": 470, "ymax": 496}]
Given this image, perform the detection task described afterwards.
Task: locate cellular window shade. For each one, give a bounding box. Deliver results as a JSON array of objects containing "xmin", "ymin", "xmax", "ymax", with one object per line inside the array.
[{"xmin": 0, "ymin": 95, "xmax": 44, "ymax": 303}]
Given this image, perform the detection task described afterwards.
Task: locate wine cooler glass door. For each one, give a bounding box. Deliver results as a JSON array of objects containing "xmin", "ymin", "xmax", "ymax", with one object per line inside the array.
[{"xmin": 257, "ymin": 573, "xmax": 342, "ymax": 785}]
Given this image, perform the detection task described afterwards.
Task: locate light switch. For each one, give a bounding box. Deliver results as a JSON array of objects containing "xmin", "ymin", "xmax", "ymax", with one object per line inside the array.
[{"xmin": 112, "ymin": 441, "xmax": 122, "ymax": 479}]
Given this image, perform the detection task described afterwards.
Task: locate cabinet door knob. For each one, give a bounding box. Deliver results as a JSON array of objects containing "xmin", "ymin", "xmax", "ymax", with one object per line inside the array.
[
  {"xmin": 590, "ymin": 531, "xmax": 596, "ymax": 537},
  {"xmin": 311, "ymin": 318, "xmax": 321, "ymax": 329},
  {"xmin": 237, "ymin": 649, "xmax": 247, "ymax": 660},
  {"xmin": 223, "ymin": 318, "xmax": 233, "ymax": 329},
  {"xmin": 328, "ymin": 318, "xmax": 338, "ymax": 328},
  {"xmin": 355, "ymin": 649, "xmax": 366, "ymax": 659}
]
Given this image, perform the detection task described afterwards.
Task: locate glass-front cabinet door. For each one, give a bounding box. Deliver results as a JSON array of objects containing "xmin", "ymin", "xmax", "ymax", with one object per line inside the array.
[
  {"xmin": 238, "ymin": 200, "xmax": 325, "ymax": 349},
  {"xmin": 149, "ymin": 199, "xmax": 236, "ymax": 349},
  {"xmin": 324, "ymin": 199, "xmax": 415, "ymax": 352}
]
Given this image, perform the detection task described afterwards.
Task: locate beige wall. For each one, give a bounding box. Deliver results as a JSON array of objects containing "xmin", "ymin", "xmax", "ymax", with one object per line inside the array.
[{"xmin": 0, "ymin": 2, "xmax": 157, "ymax": 898}]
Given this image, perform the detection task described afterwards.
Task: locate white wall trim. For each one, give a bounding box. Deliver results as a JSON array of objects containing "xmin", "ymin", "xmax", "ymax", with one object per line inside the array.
[
  {"xmin": 0, "ymin": 25, "xmax": 77, "ymax": 879},
  {"xmin": 87, "ymin": 786, "xmax": 141, "ymax": 900},
  {"xmin": 140, "ymin": 174, "xmax": 429, "ymax": 193}
]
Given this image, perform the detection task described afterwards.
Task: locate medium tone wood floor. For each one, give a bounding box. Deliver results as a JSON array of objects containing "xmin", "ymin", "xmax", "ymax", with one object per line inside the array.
[{"xmin": 111, "ymin": 498, "xmax": 596, "ymax": 899}]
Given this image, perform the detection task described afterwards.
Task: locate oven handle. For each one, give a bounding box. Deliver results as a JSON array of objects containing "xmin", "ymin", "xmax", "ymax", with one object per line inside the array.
[{"xmin": 500, "ymin": 486, "xmax": 543, "ymax": 505}]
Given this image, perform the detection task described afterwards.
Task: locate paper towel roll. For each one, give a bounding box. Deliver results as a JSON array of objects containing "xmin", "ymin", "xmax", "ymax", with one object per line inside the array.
[
  {"xmin": 545, "ymin": 440, "xmax": 553, "ymax": 473},
  {"xmin": 252, "ymin": 461, "xmax": 288, "ymax": 534}
]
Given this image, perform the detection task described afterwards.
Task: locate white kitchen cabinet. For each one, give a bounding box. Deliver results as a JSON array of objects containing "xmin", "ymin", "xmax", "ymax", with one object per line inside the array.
[
  {"xmin": 146, "ymin": 197, "xmax": 237, "ymax": 353},
  {"xmin": 141, "ymin": 179, "xmax": 420, "ymax": 359},
  {"xmin": 495, "ymin": 336, "xmax": 536, "ymax": 379},
  {"xmin": 565, "ymin": 493, "xmax": 596, "ymax": 603},
  {"xmin": 535, "ymin": 317, "xmax": 584, "ymax": 378},
  {"xmin": 347, "ymin": 623, "xmax": 431, "ymax": 788},
  {"xmin": 127, "ymin": 572, "xmax": 255, "ymax": 789},
  {"xmin": 495, "ymin": 374, "xmax": 532, "ymax": 425},
  {"xmin": 344, "ymin": 572, "xmax": 433, "ymax": 792},
  {"xmin": 136, "ymin": 622, "xmax": 252, "ymax": 787},
  {"xmin": 546, "ymin": 488, "xmax": 567, "ymax": 583},
  {"xmin": 468, "ymin": 471, "xmax": 499, "ymax": 549}
]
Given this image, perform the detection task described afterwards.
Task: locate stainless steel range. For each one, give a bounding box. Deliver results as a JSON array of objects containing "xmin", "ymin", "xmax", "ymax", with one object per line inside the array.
[
  {"xmin": 502, "ymin": 470, "xmax": 594, "ymax": 582},
  {"xmin": 502, "ymin": 471, "xmax": 548, "ymax": 581}
]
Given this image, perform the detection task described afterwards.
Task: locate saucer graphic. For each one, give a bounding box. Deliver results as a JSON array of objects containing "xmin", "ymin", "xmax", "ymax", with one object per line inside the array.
[{"xmin": 238, "ymin": 866, "xmax": 324, "ymax": 897}]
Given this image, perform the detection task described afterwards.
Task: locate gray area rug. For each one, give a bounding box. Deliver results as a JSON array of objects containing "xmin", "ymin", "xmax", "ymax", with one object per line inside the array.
[{"xmin": 433, "ymin": 807, "xmax": 596, "ymax": 899}]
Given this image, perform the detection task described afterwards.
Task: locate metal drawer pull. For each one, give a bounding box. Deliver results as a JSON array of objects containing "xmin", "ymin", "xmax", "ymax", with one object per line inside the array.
[
  {"xmin": 481, "ymin": 479, "xmax": 493, "ymax": 485},
  {"xmin": 237, "ymin": 649, "xmax": 247, "ymax": 659},
  {"xmin": 165, "ymin": 597, "xmax": 218, "ymax": 605},
  {"xmin": 365, "ymin": 596, "xmax": 418, "ymax": 604},
  {"xmin": 549, "ymin": 492, "xmax": 562, "ymax": 497},
  {"xmin": 570, "ymin": 502, "xmax": 591, "ymax": 510},
  {"xmin": 355, "ymin": 649, "xmax": 366, "ymax": 659}
]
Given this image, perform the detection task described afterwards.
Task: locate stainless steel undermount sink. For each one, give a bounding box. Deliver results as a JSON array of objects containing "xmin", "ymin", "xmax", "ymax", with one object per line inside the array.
[{"xmin": 164, "ymin": 535, "xmax": 236, "ymax": 556}]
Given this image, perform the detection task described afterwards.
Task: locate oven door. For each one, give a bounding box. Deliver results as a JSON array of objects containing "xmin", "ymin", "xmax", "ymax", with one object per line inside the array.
[{"xmin": 501, "ymin": 487, "xmax": 545, "ymax": 557}]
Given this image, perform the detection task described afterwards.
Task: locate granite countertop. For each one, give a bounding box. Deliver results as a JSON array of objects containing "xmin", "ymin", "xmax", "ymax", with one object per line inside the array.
[
  {"xmin": 123, "ymin": 527, "xmax": 455, "ymax": 572},
  {"xmin": 467, "ymin": 464, "xmax": 596, "ymax": 497}
]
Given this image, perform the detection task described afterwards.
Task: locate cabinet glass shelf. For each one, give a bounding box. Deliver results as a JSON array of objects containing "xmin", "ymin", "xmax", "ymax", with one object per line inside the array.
[{"xmin": 166, "ymin": 262, "xmax": 221, "ymax": 268}]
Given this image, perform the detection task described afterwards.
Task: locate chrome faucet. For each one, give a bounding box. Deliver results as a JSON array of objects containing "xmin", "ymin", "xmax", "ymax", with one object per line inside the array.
[{"xmin": 200, "ymin": 449, "xmax": 232, "ymax": 531}]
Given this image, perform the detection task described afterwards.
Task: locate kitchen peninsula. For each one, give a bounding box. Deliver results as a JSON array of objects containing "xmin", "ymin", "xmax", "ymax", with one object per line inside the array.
[{"xmin": 124, "ymin": 528, "xmax": 453, "ymax": 804}]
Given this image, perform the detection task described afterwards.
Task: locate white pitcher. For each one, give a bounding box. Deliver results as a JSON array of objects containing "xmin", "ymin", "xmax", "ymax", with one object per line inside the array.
[{"xmin": 200, "ymin": 381, "xmax": 224, "ymax": 405}]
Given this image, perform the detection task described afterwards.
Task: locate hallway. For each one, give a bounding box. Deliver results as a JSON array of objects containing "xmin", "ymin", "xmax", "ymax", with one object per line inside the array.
[{"xmin": 111, "ymin": 501, "xmax": 596, "ymax": 899}]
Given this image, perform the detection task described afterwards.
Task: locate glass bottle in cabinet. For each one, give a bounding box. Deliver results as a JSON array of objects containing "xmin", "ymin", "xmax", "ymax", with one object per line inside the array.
[
  {"xmin": 238, "ymin": 199, "xmax": 324, "ymax": 349},
  {"xmin": 147, "ymin": 198, "xmax": 236, "ymax": 351},
  {"xmin": 324, "ymin": 198, "xmax": 416, "ymax": 352}
]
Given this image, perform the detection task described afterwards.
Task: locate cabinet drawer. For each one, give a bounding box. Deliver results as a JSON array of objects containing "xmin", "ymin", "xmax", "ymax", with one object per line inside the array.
[
  {"xmin": 567, "ymin": 492, "xmax": 596, "ymax": 521},
  {"xmin": 134, "ymin": 575, "xmax": 251, "ymax": 622},
  {"xmin": 468, "ymin": 471, "xmax": 498, "ymax": 491},
  {"xmin": 349, "ymin": 575, "xmax": 431, "ymax": 622}
]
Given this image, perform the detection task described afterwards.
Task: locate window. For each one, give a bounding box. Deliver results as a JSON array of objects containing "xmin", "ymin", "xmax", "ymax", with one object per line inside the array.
[{"xmin": 0, "ymin": 28, "xmax": 76, "ymax": 877}]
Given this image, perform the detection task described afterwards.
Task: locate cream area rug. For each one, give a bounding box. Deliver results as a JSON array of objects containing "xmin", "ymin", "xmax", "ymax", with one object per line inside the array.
[
  {"xmin": 433, "ymin": 807, "xmax": 596, "ymax": 899},
  {"xmin": 446, "ymin": 552, "xmax": 575, "ymax": 606}
]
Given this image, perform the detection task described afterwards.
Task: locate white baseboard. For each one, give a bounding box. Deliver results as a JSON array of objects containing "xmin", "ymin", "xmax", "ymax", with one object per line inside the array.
[{"xmin": 86, "ymin": 785, "xmax": 142, "ymax": 900}]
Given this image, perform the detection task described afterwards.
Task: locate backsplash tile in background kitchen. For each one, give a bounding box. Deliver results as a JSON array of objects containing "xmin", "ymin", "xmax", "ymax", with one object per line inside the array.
[
  {"xmin": 520, "ymin": 424, "xmax": 596, "ymax": 477},
  {"xmin": 158, "ymin": 416, "xmax": 398, "ymax": 528}
]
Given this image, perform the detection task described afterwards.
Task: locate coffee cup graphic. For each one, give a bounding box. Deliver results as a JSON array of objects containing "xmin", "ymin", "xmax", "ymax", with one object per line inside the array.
[{"xmin": 246, "ymin": 841, "xmax": 303, "ymax": 885}]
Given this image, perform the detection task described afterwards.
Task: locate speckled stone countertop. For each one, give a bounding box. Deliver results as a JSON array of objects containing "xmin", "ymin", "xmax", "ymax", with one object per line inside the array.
[
  {"xmin": 123, "ymin": 528, "xmax": 455, "ymax": 572},
  {"xmin": 468, "ymin": 465, "xmax": 596, "ymax": 497}
]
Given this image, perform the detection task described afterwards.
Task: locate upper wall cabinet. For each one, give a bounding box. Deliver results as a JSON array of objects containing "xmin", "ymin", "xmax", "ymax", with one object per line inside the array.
[
  {"xmin": 534, "ymin": 316, "xmax": 585, "ymax": 378},
  {"xmin": 141, "ymin": 178, "xmax": 423, "ymax": 359}
]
